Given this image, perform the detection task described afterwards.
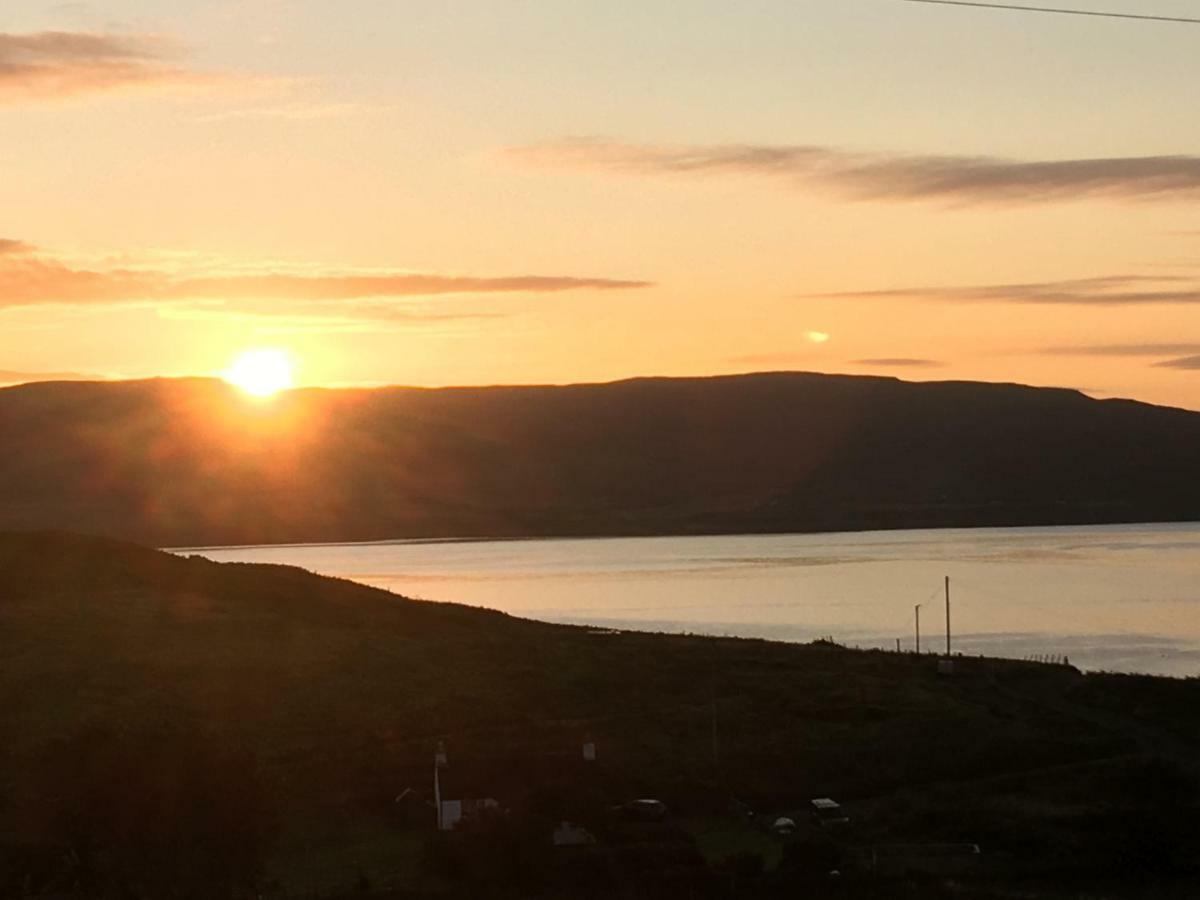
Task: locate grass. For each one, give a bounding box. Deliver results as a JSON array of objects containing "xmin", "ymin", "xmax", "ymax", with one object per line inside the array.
[
  {"xmin": 688, "ymin": 818, "xmax": 785, "ymax": 870},
  {"xmin": 1, "ymin": 530, "xmax": 1198, "ymax": 898}
]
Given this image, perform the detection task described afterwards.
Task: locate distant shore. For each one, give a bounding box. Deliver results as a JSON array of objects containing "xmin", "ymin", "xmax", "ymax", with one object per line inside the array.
[{"xmin": 167, "ymin": 518, "xmax": 1200, "ymax": 554}]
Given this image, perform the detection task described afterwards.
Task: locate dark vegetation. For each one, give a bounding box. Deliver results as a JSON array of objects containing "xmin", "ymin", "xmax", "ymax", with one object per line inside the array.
[
  {"xmin": 2, "ymin": 531, "xmax": 1198, "ymax": 898},
  {"xmin": 1, "ymin": 372, "xmax": 1199, "ymax": 546}
]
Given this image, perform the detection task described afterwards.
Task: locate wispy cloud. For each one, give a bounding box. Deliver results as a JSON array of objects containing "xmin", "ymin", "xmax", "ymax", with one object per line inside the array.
[
  {"xmin": 503, "ymin": 137, "xmax": 1200, "ymax": 205},
  {"xmin": 156, "ymin": 302, "xmax": 509, "ymax": 334},
  {"xmin": 157, "ymin": 273, "xmax": 650, "ymax": 301},
  {"xmin": 730, "ymin": 353, "xmax": 944, "ymax": 369},
  {"xmin": 0, "ymin": 30, "xmax": 218, "ymax": 101},
  {"xmin": 0, "ymin": 30, "xmax": 293, "ymax": 104},
  {"xmin": 1155, "ymin": 355, "xmax": 1200, "ymax": 370},
  {"xmin": 851, "ymin": 358, "xmax": 944, "ymax": 368},
  {"xmin": 1041, "ymin": 342, "xmax": 1200, "ymax": 357},
  {"xmin": 0, "ymin": 240, "xmax": 651, "ymax": 321},
  {"xmin": 728, "ymin": 352, "xmax": 823, "ymax": 367},
  {"xmin": 194, "ymin": 100, "xmax": 386, "ymax": 123},
  {"xmin": 728, "ymin": 331, "xmax": 834, "ymax": 367},
  {"xmin": 0, "ymin": 367, "xmax": 102, "ymax": 385},
  {"xmin": 1037, "ymin": 342, "xmax": 1200, "ymax": 373},
  {"xmin": 0, "ymin": 238, "xmax": 35, "ymax": 255},
  {"xmin": 807, "ymin": 274, "xmax": 1200, "ymax": 305}
]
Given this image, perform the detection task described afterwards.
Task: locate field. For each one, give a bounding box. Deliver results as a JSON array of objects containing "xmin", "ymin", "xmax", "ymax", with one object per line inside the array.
[{"xmin": 2, "ymin": 531, "xmax": 1198, "ymax": 898}]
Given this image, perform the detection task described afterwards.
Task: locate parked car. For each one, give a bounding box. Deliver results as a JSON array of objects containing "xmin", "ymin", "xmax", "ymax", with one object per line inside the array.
[
  {"xmin": 809, "ymin": 798, "xmax": 851, "ymax": 829},
  {"xmin": 616, "ymin": 798, "xmax": 668, "ymax": 821},
  {"xmin": 771, "ymin": 816, "xmax": 797, "ymax": 835}
]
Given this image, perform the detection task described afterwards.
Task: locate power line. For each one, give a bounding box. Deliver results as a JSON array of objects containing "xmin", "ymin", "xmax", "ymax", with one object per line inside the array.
[{"xmin": 902, "ymin": 0, "xmax": 1200, "ymax": 25}]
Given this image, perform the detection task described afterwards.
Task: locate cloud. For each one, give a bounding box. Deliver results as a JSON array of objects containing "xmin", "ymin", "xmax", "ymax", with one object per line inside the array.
[
  {"xmin": 851, "ymin": 358, "xmax": 944, "ymax": 368},
  {"xmin": 1038, "ymin": 342, "xmax": 1200, "ymax": 373},
  {"xmin": 0, "ymin": 239, "xmax": 34, "ymax": 255},
  {"xmin": 1155, "ymin": 355, "xmax": 1200, "ymax": 370},
  {"xmin": 195, "ymin": 101, "xmax": 386, "ymax": 123},
  {"xmin": 0, "ymin": 241, "xmax": 651, "ymax": 320},
  {"xmin": 0, "ymin": 368, "xmax": 100, "ymax": 385},
  {"xmin": 727, "ymin": 352, "xmax": 816, "ymax": 367},
  {"xmin": 157, "ymin": 302, "xmax": 509, "ymax": 333},
  {"xmin": 807, "ymin": 274, "xmax": 1200, "ymax": 305},
  {"xmin": 728, "ymin": 331, "xmax": 834, "ymax": 366},
  {"xmin": 157, "ymin": 273, "xmax": 650, "ymax": 301},
  {"xmin": 730, "ymin": 353, "xmax": 944, "ymax": 369},
  {"xmin": 1041, "ymin": 343, "xmax": 1200, "ymax": 357},
  {"xmin": 0, "ymin": 30, "xmax": 219, "ymax": 101},
  {"xmin": 503, "ymin": 137, "xmax": 1200, "ymax": 205}
]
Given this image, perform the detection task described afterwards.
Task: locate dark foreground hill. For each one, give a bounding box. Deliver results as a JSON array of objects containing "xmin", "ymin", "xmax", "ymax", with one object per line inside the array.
[
  {"xmin": 0, "ymin": 372, "xmax": 1198, "ymax": 546},
  {"xmin": 2, "ymin": 532, "xmax": 1199, "ymax": 898}
]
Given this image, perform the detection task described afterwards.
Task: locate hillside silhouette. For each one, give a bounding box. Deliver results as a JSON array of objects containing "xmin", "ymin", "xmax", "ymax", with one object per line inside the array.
[
  {"xmin": 2, "ymin": 532, "xmax": 1198, "ymax": 897},
  {"xmin": 1, "ymin": 372, "xmax": 1198, "ymax": 546}
]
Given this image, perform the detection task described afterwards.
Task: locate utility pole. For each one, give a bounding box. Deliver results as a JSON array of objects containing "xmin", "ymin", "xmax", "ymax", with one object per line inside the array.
[
  {"xmin": 433, "ymin": 741, "xmax": 447, "ymax": 831},
  {"xmin": 433, "ymin": 756, "xmax": 441, "ymax": 830},
  {"xmin": 945, "ymin": 576, "xmax": 952, "ymax": 657},
  {"xmin": 914, "ymin": 604, "xmax": 922, "ymax": 655},
  {"xmin": 710, "ymin": 659, "xmax": 719, "ymax": 772}
]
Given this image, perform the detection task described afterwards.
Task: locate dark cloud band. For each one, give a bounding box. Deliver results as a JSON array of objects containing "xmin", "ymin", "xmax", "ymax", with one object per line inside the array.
[
  {"xmin": 807, "ymin": 275, "xmax": 1200, "ymax": 306},
  {"xmin": 505, "ymin": 137, "xmax": 1200, "ymax": 205},
  {"xmin": 851, "ymin": 358, "xmax": 944, "ymax": 367},
  {"xmin": 1154, "ymin": 355, "xmax": 1200, "ymax": 370},
  {"xmin": 1042, "ymin": 343, "xmax": 1200, "ymax": 357}
]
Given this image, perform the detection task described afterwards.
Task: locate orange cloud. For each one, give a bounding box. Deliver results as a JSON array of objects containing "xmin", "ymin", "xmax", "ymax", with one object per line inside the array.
[
  {"xmin": 0, "ymin": 239, "xmax": 35, "ymax": 255},
  {"xmin": 851, "ymin": 358, "xmax": 944, "ymax": 368},
  {"xmin": 0, "ymin": 31, "xmax": 218, "ymax": 101},
  {"xmin": 0, "ymin": 368, "xmax": 101, "ymax": 386},
  {"xmin": 1156, "ymin": 356, "xmax": 1200, "ymax": 370},
  {"xmin": 0, "ymin": 241, "xmax": 652, "ymax": 317},
  {"xmin": 504, "ymin": 137, "xmax": 1200, "ymax": 205},
  {"xmin": 806, "ymin": 275, "xmax": 1200, "ymax": 305},
  {"xmin": 1042, "ymin": 343, "xmax": 1200, "ymax": 357},
  {"xmin": 1039, "ymin": 343, "xmax": 1200, "ymax": 373}
]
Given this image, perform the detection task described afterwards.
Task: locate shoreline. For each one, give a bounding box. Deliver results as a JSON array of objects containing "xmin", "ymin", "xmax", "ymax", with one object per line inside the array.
[{"xmin": 166, "ymin": 518, "xmax": 1200, "ymax": 554}]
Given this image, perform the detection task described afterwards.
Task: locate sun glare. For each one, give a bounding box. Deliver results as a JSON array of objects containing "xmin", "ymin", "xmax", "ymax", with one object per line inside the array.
[{"xmin": 223, "ymin": 349, "xmax": 295, "ymax": 398}]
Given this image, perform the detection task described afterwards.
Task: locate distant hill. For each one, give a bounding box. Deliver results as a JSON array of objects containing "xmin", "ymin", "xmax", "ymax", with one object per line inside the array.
[
  {"xmin": 0, "ymin": 371, "xmax": 1198, "ymax": 546},
  {"xmin": 2, "ymin": 532, "xmax": 1198, "ymax": 897}
]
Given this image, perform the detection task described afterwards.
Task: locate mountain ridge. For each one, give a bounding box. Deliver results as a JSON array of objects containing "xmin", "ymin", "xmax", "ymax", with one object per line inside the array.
[{"xmin": 1, "ymin": 370, "xmax": 1197, "ymax": 546}]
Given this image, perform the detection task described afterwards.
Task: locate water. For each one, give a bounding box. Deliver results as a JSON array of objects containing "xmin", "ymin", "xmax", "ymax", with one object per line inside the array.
[{"xmin": 183, "ymin": 523, "xmax": 1200, "ymax": 677}]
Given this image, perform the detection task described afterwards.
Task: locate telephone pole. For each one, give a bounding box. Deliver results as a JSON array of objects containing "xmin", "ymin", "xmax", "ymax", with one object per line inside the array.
[
  {"xmin": 433, "ymin": 741, "xmax": 448, "ymax": 831},
  {"xmin": 710, "ymin": 659, "xmax": 719, "ymax": 772},
  {"xmin": 945, "ymin": 576, "xmax": 952, "ymax": 657},
  {"xmin": 914, "ymin": 604, "xmax": 922, "ymax": 654}
]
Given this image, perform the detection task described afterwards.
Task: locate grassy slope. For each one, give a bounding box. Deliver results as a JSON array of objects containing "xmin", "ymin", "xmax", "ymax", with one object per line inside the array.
[{"xmin": 2, "ymin": 532, "xmax": 1198, "ymax": 896}]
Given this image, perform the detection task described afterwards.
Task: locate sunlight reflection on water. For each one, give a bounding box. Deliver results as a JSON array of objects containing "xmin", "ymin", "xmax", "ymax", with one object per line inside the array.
[{"xmin": 183, "ymin": 523, "xmax": 1200, "ymax": 677}]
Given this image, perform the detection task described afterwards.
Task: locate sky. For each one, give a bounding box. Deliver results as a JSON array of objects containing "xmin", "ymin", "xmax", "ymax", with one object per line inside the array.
[{"xmin": 2, "ymin": 0, "xmax": 1200, "ymax": 408}]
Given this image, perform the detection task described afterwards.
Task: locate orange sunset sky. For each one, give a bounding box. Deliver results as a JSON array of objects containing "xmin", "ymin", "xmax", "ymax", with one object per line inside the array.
[{"xmin": 3, "ymin": 1, "xmax": 1200, "ymax": 408}]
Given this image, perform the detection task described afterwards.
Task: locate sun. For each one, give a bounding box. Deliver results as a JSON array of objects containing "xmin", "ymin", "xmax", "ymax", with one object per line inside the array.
[{"xmin": 223, "ymin": 348, "xmax": 295, "ymax": 398}]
